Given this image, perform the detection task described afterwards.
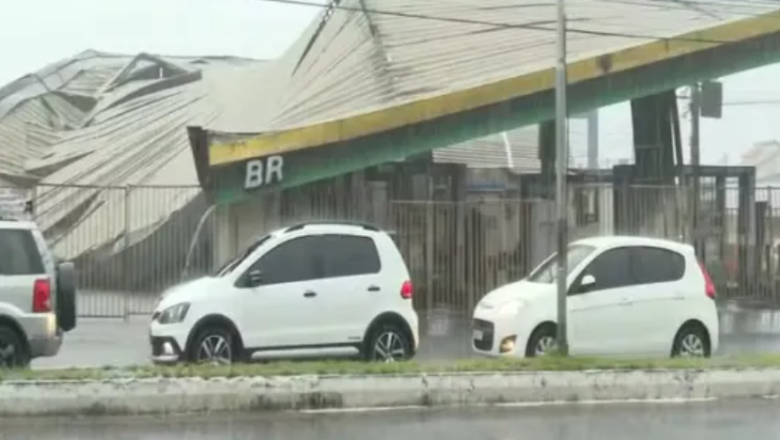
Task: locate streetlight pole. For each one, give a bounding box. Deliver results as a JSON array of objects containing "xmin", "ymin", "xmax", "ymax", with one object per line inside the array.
[{"xmin": 554, "ymin": 0, "xmax": 570, "ymax": 356}]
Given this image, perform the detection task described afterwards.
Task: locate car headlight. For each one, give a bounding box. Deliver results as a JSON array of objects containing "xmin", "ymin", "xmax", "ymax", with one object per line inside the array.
[
  {"xmin": 158, "ymin": 303, "xmax": 190, "ymax": 324},
  {"xmin": 498, "ymin": 299, "xmax": 526, "ymax": 315}
]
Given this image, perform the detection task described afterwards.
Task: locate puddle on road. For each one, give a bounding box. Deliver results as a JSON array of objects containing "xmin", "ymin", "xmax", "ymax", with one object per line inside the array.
[{"xmin": 720, "ymin": 308, "xmax": 780, "ymax": 335}]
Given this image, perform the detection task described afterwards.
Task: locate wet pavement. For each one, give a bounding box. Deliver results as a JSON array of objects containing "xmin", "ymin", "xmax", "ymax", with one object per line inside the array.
[
  {"xmin": 31, "ymin": 301, "xmax": 780, "ymax": 369},
  {"xmin": 4, "ymin": 399, "xmax": 779, "ymax": 440}
]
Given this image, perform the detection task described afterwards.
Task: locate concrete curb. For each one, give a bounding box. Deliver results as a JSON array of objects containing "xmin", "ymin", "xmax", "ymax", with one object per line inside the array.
[{"xmin": 2, "ymin": 369, "xmax": 780, "ymax": 417}]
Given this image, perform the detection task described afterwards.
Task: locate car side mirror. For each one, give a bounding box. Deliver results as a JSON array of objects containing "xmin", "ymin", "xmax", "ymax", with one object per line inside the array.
[
  {"xmin": 247, "ymin": 269, "xmax": 263, "ymax": 287},
  {"xmin": 579, "ymin": 274, "xmax": 596, "ymax": 293}
]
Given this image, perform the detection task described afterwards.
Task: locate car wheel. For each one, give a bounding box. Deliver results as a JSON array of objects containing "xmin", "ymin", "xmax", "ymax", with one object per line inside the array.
[
  {"xmin": 671, "ymin": 323, "xmax": 710, "ymax": 358},
  {"xmin": 525, "ymin": 324, "xmax": 557, "ymax": 357},
  {"xmin": 0, "ymin": 326, "xmax": 30, "ymax": 369},
  {"xmin": 190, "ymin": 327, "xmax": 237, "ymax": 365},
  {"xmin": 365, "ymin": 324, "xmax": 411, "ymax": 362}
]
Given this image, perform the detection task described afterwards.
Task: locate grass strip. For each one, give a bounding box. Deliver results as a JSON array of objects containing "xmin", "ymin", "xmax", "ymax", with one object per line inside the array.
[{"xmin": 5, "ymin": 354, "xmax": 780, "ymax": 381}]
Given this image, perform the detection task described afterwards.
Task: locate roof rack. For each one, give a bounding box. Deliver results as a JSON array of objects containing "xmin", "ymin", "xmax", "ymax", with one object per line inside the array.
[{"xmin": 284, "ymin": 221, "xmax": 380, "ymax": 233}]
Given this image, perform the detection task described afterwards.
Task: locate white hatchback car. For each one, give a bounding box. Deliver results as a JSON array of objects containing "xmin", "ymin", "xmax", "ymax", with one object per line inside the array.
[
  {"xmin": 472, "ymin": 236, "xmax": 719, "ymax": 358},
  {"xmin": 150, "ymin": 221, "xmax": 419, "ymax": 364}
]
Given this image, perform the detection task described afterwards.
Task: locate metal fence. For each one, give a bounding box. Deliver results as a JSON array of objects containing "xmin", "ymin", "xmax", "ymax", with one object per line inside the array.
[
  {"xmin": 27, "ymin": 183, "xmax": 207, "ymax": 319},
  {"xmin": 6, "ymin": 181, "xmax": 780, "ymax": 319}
]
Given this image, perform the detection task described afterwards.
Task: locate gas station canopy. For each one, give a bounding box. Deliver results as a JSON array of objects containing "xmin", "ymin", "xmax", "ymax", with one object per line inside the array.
[{"xmin": 189, "ymin": 0, "xmax": 780, "ymax": 202}]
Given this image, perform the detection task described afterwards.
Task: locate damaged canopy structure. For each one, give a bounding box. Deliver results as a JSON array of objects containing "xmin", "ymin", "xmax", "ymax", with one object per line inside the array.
[
  {"xmin": 0, "ymin": 50, "xmax": 266, "ymax": 290},
  {"xmin": 0, "ymin": 47, "xmax": 550, "ymax": 291},
  {"xmin": 190, "ymin": 0, "xmax": 780, "ymax": 202}
]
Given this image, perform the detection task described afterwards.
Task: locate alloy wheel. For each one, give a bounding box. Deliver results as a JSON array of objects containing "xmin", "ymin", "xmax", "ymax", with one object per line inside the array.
[
  {"xmin": 197, "ymin": 334, "xmax": 232, "ymax": 364},
  {"xmin": 372, "ymin": 331, "xmax": 407, "ymax": 362},
  {"xmin": 534, "ymin": 335, "xmax": 556, "ymax": 356},
  {"xmin": 678, "ymin": 333, "xmax": 705, "ymax": 357}
]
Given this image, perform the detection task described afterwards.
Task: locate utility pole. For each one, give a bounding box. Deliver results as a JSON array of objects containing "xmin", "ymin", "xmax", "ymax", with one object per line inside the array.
[
  {"xmin": 554, "ymin": 0, "xmax": 569, "ymax": 356},
  {"xmin": 689, "ymin": 83, "xmax": 702, "ymax": 260}
]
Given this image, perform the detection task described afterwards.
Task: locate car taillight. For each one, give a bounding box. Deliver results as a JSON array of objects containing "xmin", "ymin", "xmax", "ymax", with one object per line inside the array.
[
  {"xmin": 33, "ymin": 279, "xmax": 52, "ymax": 313},
  {"xmin": 699, "ymin": 262, "xmax": 716, "ymax": 300},
  {"xmin": 400, "ymin": 280, "xmax": 413, "ymax": 299}
]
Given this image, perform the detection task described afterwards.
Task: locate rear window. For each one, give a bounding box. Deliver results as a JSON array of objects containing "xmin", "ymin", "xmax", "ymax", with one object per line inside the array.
[
  {"xmin": 631, "ymin": 246, "xmax": 685, "ymax": 284},
  {"xmin": 321, "ymin": 235, "xmax": 381, "ymax": 277},
  {"xmin": 0, "ymin": 229, "xmax": 44, "ymax": 275}
]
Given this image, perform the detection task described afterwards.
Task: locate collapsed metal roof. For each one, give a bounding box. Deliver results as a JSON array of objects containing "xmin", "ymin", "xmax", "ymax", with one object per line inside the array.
[
  {"xmin": 0, "ymin": 43, "xmax": 589, "ymax": 259},
  {"xmin": 0, "ymin": 50, "xmax": 266, "ymax": 259},
  {"xmin": 5, "ymin": 0, "xmax": 765, "ymax": 257}
]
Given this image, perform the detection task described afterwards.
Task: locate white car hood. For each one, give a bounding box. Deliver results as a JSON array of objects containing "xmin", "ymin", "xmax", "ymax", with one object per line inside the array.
[
  {"xmin": 478, "ymin": 280, "xmax": 554, "ymax": 308},
  {"xmin": 156, "ymin": 277, "xmax": 222, "ymax": 311}
]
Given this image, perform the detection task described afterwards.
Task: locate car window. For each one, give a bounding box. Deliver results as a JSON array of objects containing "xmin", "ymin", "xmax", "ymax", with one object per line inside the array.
[
  {"xmin": 216, "ymin": 234, "xmax": 271, "ymax": 276},
  {"xmin": 527, "ymin": 244, "xmax": 596, "ymax": 284},
  {"xmin": 630, "ymin": 246, "xmax": 685, "ymax": 284},
  {"xmin": 320, "ymin": 234, "xmax": 381, "ymax": 278},
  {"xmin": 580, "ymin": 247, "xmax": 632, "ymax": 291},
  {"xmin": 248, "ymin": 236, "xmax": 323, "ymax": 285},
  {"xmin": 0, "ymin": 229, "xmax": 44, "ymax": 275}
]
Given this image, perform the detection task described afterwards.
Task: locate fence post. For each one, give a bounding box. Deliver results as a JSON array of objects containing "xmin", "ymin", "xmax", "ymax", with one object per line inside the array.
[
  {"xmin": 425, "ymin": 177, "xmax": 434, "ymax": 313},
  {"xmin": 123, "ymin": 185, "xmax": 131, "ymax": 322}
]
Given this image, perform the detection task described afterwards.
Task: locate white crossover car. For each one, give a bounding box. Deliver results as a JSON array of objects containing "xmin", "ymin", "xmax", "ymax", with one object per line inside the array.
[
  {"xmin": 472, "ymin": 236, "xmax": 719, "ymax": 358},
  {"xmin": 150, "ymin": 221, "xmax": 419, "ymax": 364}
]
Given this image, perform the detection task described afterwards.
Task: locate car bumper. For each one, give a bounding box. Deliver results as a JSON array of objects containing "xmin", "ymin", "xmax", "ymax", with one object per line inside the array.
[
  {"xmin": 471, "ymin": 309, "xmax": 536, "ymax": 358},
  {"xmin": 29, "ymin": 333, "xmax": 62, "ymax": 358},
  {"xmin": 19, "ymin": 313, "xmax": 62, "ymax": 358},
  {"xmin": 149, "ymin": 320, "xmax": 189, "ymax": 364}
]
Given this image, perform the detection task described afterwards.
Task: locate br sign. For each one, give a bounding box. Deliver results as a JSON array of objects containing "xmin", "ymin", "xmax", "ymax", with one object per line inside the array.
[{"xmin": 244, "ymin": 155, "xmax": 284, "ymax": 190}]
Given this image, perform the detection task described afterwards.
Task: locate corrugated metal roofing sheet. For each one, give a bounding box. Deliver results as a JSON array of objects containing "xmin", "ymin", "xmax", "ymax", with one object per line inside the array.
[
  {"xmin": 206, "ymin": 0, "xmax": 774, "ymax": 134},
  {"xmin": 0, "ymin": 50, "xmax": 264, "ymax": 259}
]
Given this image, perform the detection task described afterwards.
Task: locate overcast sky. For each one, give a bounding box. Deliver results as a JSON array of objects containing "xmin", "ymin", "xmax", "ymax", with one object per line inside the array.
[{"xmin": 3, "ymin": 0, "xmax": 780, "ymax": 168}]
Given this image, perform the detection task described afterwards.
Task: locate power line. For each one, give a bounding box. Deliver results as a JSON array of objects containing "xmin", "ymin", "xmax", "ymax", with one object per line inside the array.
[{"xmin": 258, "ymin": 0, "xmax": 780, "ymax": 45}]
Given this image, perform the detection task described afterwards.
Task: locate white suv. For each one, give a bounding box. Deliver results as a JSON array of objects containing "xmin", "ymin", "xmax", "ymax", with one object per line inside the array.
[
  {"xmin": 0, "ymin": 219, "xmax": 77, "ymax": 367},
  {"xmin": 150, "ymin": 221, "xmax": 419, "ymax": 364}
]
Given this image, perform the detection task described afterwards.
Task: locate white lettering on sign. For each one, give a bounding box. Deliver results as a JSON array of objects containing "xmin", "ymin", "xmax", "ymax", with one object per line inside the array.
[{"xmin": 244, "ymin": 155, "xmax": 284, "ymax": 190}]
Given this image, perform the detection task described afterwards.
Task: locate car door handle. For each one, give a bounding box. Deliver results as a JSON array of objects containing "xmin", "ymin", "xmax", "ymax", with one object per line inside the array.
[
  {"xmin": 620, "ymin": 297, "xmax": 632, "ymax": 305},
  {"xmin": 303, "ymin": 291, "xmax": 317, "ymax": 298},
  {"xmin": 368, "ymin": 285, "xmax": 381, "ymax": 292}
]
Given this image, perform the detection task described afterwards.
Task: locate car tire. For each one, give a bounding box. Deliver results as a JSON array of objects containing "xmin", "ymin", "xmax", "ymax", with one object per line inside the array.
[
  {"xmin": 671, "ymin": 323, "xmax": 711, "ymax": 358},
  {"xmin": 525, "ymin": 324, "xmax": 557, "ymax": 357},
  {"xmin": 55, "ymin": 262, "xmax": 77, "ymax": 333},
  {"xmin": 189, "ymin": 326, "xmax": 239, "ymax": 365},
  {"xmin": 0, "ymin": 326, "xmax": 30, "ymax": 368},
  {"xmin": 364, "ymin": 324, "xmax": 411, "ymax": 362}
]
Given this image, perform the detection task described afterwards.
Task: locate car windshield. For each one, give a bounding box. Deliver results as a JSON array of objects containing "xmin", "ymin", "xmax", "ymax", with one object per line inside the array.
[
  {"xmin": 214, "ymin": 234, "xmax": 271, "ymax": 276},
  {"xmin": 526, "ymin": 244, "xmax": 597, "ymax": 284}
]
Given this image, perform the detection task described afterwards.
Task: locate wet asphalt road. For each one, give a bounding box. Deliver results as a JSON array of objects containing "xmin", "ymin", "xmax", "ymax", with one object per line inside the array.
[
  {"xmin": 4, "ymin": 399, "xmax": 779, "ymax": 440},
  {"xmin": 31, "ymin": 301, "xmax": 780, "ymax": 369}
]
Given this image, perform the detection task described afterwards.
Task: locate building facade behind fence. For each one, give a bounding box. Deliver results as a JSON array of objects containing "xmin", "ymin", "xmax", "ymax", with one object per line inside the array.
[{"xmin": 14, "ymin": 180, "xmax": 780, "ymax": 318}]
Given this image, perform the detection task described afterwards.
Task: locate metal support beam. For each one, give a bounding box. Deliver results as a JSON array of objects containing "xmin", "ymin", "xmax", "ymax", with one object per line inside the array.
[{"xmin": 587, "ymin": 111, "xmax": 599, "ymax": 170}]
